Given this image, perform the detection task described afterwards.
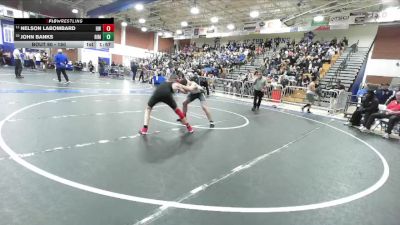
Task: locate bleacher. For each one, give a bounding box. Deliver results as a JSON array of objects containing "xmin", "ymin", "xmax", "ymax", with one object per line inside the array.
[{"xmin": 320, "ymin": 46, "xmax": 369, "ymax": 90}]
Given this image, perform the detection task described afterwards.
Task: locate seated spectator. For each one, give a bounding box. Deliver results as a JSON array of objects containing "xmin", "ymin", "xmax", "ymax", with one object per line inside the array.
[
  {"xmin": 346, "ymin": 90, "xmax": 379, "ymax": 127},
  {"xmin": 334, "ymin": 80, "xmax": 346, "ymax": 90},
  {"xmin": 0, "ymin": 48, "xmax": 3, "ymax": 66},
  {"xmin": 2, "ymin": 50, "xmax": 12, "ymax": 66},
  {"xmin": 375, "ymin": 83, "xmax": 394, "ymax": 104},
  {"xmin": 74, "ymin": 61, "xmax": 83, "ymax": 71},
  {"xmin": 152, "ymin": 73, "xmax": 166, "ymax": 87},
  {"xmin": 360, "ymin": 92, "xmax": 400, "ymax": 138},
  {"xmin": 342, "ymin": 37, "xmax": 348, "ymax": 46},
  {"xmin": 357, "ymin": 83, "xmax": 369, "ymax": 98},
  {"xmin": 302, "ymin": 74, "xmax": 310, "ymax": 87}
]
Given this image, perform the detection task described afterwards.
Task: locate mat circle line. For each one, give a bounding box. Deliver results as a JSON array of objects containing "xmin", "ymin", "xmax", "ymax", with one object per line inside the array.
[{"xmin": 0, "ymin": 94, "xmax": 390, "ymax": 213}]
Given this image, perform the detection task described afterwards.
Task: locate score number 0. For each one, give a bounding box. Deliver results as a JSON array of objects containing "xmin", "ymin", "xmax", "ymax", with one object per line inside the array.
[{"xmin": 102, "ymin": 24, "xmax": 114, "ymax": 32}]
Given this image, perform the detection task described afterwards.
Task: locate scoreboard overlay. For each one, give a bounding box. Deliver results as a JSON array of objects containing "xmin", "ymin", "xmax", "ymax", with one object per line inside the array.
[{"xmin": 14, "ymin": 18, "xmax": 114, "ymax": 49}]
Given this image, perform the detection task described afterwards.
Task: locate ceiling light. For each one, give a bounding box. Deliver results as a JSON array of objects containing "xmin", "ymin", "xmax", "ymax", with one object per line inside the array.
[
  {"xmin": 72, "ymin": 9, "xmax": 78, "ymax": 14},
  {"xmin": 250, "ymin": 11, "xmax": 259, "ymax": 18},
  {"xmin": 121, "ymin": 21, "xmax": 128, "ymax": 27},
  {"xmin": 98, "ymin": 15, "xmax": 105, "ymax": 18},
  {"xmin": 135, "ymin": 3, "xmax": 144, "ymax": 11},
  {"xmin": 164, "ymin": 32, "xmax": 172, "ymax": 37},
  {"xmin": 176, "ymin": 29, "xmax": 183, "ymax": 34},
  {"xmin": 227, "ymin": 24, "xmax": 235, "ymax": 30},
  {"xmin": 157, "ymin": 31, "xmax": 164, "ymax": 36},
  {"xmin": 181, "ymin": 21, "xmax": 188, "ymax": 27},
  {"xmin": 139, "ymin": 18, "xmax": 146, "ymax": 24},
  {"xmin": 141, "ymin": 27, "xmax": 148, "ymax": 32},
  {"xmin": 210, "ymin": 16, "xmax": 219, "ymax": 23},
  {"xmin": 313, "ymin": 15, "xmax": 324, "ymax": 22},
  {"xmin": 190, "ymin": 6, "xmax": 199, "ymax": 14}
]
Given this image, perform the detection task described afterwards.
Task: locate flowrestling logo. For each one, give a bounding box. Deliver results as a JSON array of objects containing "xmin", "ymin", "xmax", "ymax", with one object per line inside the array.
[{"xmin": 47, "ymin": 19, "xmax": 83, "ymax": 24}]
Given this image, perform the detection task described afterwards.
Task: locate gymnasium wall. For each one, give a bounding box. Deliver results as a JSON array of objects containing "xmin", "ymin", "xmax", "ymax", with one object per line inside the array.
[
  {"xmin": 158, "ymin": 37, "xmax": 174, "ymax": 53},
  {"xmin": 371, "ymin": 24, "xmax": 400, "ymax": 59},
  {"xmin": 364, "ymin": 24, "xmax": 400, "ymax": 84},
  {"xmin": 126, "ymin": 26, "xmax": 154, "ymax": 50},
  {"xmin": 50, "ymin": 48, "xmax": 78, "ymax": 62}
]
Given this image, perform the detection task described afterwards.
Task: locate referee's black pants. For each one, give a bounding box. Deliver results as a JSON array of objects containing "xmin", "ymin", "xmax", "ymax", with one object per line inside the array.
[
  {"xmin": 56, "ymin": 68, "xmax": 69, "ymax": 82},
  {"xmin": 253, "ymin": 90, "xmax": 264, "ymax": 108},
  {"xmin": 15, "ymin": 59, "xmax": 22, "ymax": 77}
]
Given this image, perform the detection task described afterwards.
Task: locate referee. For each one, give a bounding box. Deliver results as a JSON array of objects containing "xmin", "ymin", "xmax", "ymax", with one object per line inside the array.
[
  {"xmin": 252, "ymin": 71, "xmax": 267, "ymax": 111},
  {"xmin": 54, "ymin": 49, "xmax": 70, "ymax": 84}
]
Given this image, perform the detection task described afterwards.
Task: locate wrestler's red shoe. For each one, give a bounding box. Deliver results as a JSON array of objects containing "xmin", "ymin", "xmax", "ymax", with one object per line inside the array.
[
  {"xmin": 139, "ymin": 127, "xmax": 148, "ymax": 135},
  {"xmin": 187, "ymin": 125, "xmax": 194, "ymax": 133}
]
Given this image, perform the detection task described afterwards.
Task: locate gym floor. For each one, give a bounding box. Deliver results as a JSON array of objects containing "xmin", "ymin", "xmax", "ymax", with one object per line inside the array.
[{"xmin": 0, "ymin": 68, "xmax": 399, "ymax": 225}]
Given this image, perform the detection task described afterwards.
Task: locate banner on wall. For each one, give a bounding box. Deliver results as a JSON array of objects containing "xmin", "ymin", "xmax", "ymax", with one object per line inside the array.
[
  {"xmin": 1, "ymin": 5, "xmax": 23, "ymax": 18},
  {"xmin": 364, "ymin": 12, "xmax": 380, "ymax": 23},
  {"xmin": 243, "ymin": 22, "xmax": 257, "ymax": 32},
  {"xmin": 207, "ymin": 27, "xmax": 216, "ymax": 34},
  {"xmin": 374, "ymin": 7, "xmax": 400, "ymax": 23},
  {"xmin": 314, "ymin": 26, "xmax": 330, "ymax": 31},
  {"xmin": 297, "ymin": 26, "xmax": 313, "ymax": 32},
  {"xmin": 259, "ymin": 19, "xmax": 290, "ymax": 34},
  {"xmin": 330, "ymin": 24, "xmax": 350, "ymax": 30},
  {"xmin": 193, "ymin": 28, "xmax": 207, "ymax": 36},
  {"xmin": 311, "ymin": 17, "xmax": 329, "ymax": 26},
  {"xmin": 349, "ymin": 12, "xmax": 366, "ymax": 24},
  {"xmin": 329, "ymin": 13, "xmax": 350, "ymax": 25},
  {"xmin": 297, "ymin": 19, "xmax": 312, "ymax": 27},
  {"xmin": 183, "ymin": 29, "xmax": 192, "ymax": 37}
]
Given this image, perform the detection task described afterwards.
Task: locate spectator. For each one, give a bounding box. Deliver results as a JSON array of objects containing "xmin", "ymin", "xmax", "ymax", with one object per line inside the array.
[
  {"xmin": 28, "ymin": 52, "xmax": 35, "ymax": 69},
  {"xmin": 99, "ymin": 60, "xmax": 106, "ymax": 76},
  {"xmin": 199, "ymin": 73, "xmax": 210, "ymax": 96},
  {"xmin": 346, "ymin": 90, "xmax": 379, "ymax": 127},
  {"xmin": 334, "ymin": 80, "xmax": 346, "ymax": 90},
  {"xmin": 375, "ymin": 83, "xmax": 394, "ymax": 104},
  {"xmin": 360, "ymin": 92, "xmax": 400, "ymax": 138},
  {"xmin": 75, "ymin": 61, "xmax": 83, "ymax": 71},
  {"xmin": 357, "ymin": 83, "xmax": 370, "ymax": 99},
  {"xmin": 42, "ymin": 52, "xmax": 48, "ymax": 70},
  {"xmin": 138, "ymin": 65, "xmax": 145, "ymax": 82},
  {"xmin": 302, "ymin": 74, "xmax": 310, "ymax": 87},
  {"xmin": 152, "ymin": 73, "xmax": 166, "ymax": 87},
  {"xmin": 88, "ymin": 60, "xmax": 95, "ymax": 73},
  {"xmin": 0, "ymin": 48, "xmax": 4, "ymax": 66},
  {"xmin": 131, "ymin": 61, "xmax": 138, "ymax": 81},
  {"xmin": 35, "ymin": 52, "xmax": 41, "ymax": 69},
  {"xmin": 13, "ymin": 48, "xmax": 24, "ymax": 78},
  {"xmin": 342, "ymin": 37, "xmax": 349, "ymax": 46}
]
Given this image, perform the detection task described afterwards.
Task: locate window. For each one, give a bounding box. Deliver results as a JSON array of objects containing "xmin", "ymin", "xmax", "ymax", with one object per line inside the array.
[
  {"xmin": 0, "ymin": 22, "xmax": 2, "ymax": 45},
  {"xmin": 3, "ymin": 25, "xmax": 14, "ymax": 43}
]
